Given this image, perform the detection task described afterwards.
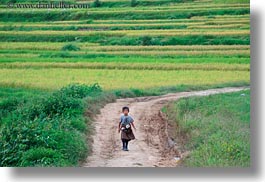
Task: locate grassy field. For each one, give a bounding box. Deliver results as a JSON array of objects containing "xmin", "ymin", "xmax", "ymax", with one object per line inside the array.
[
  {"xmin": 0, "ymin": 0, "xmax": 250, "ymax": 90},
  {"xmin": 0, "ymin": 0, "xmax": 250, "ymax": 167},
  {"xmin": 0, "ymin": 68, "xmax": 249, "ymax": 90},
  {"xmin": 162, "ymin": 90, "xmax": 250, "ymax": 167},
  {"xmin": 0, "ymin": 84, "xmax": 117, "ymax": 167}
]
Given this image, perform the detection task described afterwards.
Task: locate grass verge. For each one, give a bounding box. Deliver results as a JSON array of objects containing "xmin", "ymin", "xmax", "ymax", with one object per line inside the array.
[
  {"xmin": 0, "ymin": 83, "xmax": 115, "ymax": 166},
  {"xmin": 162, "ymin": 90, "xmax": 250, "ymax": 167},
  {"xmin": 0, "ymin": 82, "xmax": 249, "ymax": 166}
]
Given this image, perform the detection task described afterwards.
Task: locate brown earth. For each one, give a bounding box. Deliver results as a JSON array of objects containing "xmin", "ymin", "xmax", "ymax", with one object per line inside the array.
[{"xmin": 83, "ymin": 87, "xmax": 248, "ymax": 167}]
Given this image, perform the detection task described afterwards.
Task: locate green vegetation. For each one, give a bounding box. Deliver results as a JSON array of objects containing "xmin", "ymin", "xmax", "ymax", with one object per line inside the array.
[
  {"xmin": 1, "ymin": 83, "xmax": 250, "ymax": 167},
  {"xmin": 0, "ymin": 1, "xmax": 250, "ymax": 91},
  {"xmin": 162, "ymin": 90, "xmax": 250, "ymax": 167},
  {"xmin": 92, "ymin": 0, "xmax": 102, "ymax": 8},
  {"xmin": 0, "ymin": 7, "xmax": 249, "ymax": 22},
  {"xmin": 61, "ymin": 44, "xmax": 81, "ymax": 51},
  {"xmin": 0, "ymin": 62, "xmax": 250, "ymax": 71},
  {"xmin": 0, "ymin": 0, "xmax": 250, "ymax": 167},
  {"xmin": 131, "ymin": 0, "xmax": 138, "ymax": 7},
  {"xmin": 0, "ymin": 87, "xmax": 48, "ymax": 121},
  {"xmin": 0, "ymin": 84, "xmax": 115, "ymax": 166},
  {"xmin": 0, "ymin": 68, "xmax": 249, "ymax": 90}
]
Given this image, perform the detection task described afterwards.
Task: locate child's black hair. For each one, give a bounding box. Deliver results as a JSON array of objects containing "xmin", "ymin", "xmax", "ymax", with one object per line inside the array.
[{"xmin": 122, "ymin": 106, "xmax": 129, "ymax": 112}]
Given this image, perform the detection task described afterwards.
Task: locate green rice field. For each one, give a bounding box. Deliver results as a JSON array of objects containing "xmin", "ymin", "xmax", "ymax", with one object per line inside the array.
[
  {"xmin": 0, "ymin": 0, "xmax": 250, "ymax": 168},
  {"xmin": 0, "ymin": 0, "xmax": 250, "ymax": 90}
]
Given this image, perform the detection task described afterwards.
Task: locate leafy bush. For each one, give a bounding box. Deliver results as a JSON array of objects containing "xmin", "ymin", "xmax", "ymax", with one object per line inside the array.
[
  {"xmin": 61, "ymin": 44, "xmax": 80, "ymax": 51},
  {"xmin": 92, "ymin": 0, "xmax": 101, "ymax": 7},
  {"xmin": 141, "ymin": 36, "xmax": 152, "ymax": 46},
  {"xmin": 0, "ymin": 83, "xmax": 105, "ymax": 167},
  {"xmin": 131, "ymin": 0, "xmax": 138, "ymax": 7},
  {"xmin": 21, "ymin": 148, "xmax": 67, "ymax": 167},
  {"xmin": 0, "ymin": 97, "xmax": 20, "ymax": 119},
  {"xmin": 60, "ymin": 83, "xmax": 102, "ymax": 98}
]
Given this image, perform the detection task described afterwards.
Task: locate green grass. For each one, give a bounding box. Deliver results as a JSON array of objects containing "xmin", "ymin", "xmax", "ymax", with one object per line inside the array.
[
  {"xmin": 162, "ymin": 90, "xmax": 250, "ymax": 167},
  {"xmin": 0, "ymin": 35, "xmax": 250, "ymax": 46},
  {"xmin": 0, "ymin": 50, "xmax": 250, "ymax": 58},
  {"xmin": 0, "ymin": 43, "xmax": 249, "ymax": 50},
  {"xmin": 0, "ymin": 82, "xmax": 250, "ymax": 167},
  {"xmin": 0, "ymin": 62, "xmax": 250, "ymax": 71},
  {"xmin": 0, "ymin": 56, "xmax": 250, "ymax": 64},
  {"xmin": 0, "ymin": 0, "xmax": 250, "ymax": 167},
  {"xmin": 0, "ymin": 68, "xmax": 250, "ymax": 90},
  {"xmin": 0, "ymin": 7, "xmax": 249, "ymax": 22},
  {"xmin": 0, "ymin": 84, "xmax": 116, "ymax": 167},
  {"xmin": 0, "ymin": 87, "xmax": 49, "ymax": 121},
  {"xmin": 0, "ymin": 14, "xmax": 249, "ymax": 31},
  {"xmin": 212, "ymin": 0, "xmax": 249, "ymax": 3},
  {"xmin": 0, "ymin": 43, "xmax": 250, "ymax": 60}
]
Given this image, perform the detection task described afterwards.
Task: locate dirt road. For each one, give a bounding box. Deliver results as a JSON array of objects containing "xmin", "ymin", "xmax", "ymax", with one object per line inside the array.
[{"xmin": 83, "ymin": 87, "xmax": 248, "ymax": 167}]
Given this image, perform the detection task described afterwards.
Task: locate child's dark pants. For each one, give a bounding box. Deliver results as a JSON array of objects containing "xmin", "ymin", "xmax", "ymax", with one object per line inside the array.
[{"xmin": 122, "ymin": 139, "xmax": 129, "ymax": 150}]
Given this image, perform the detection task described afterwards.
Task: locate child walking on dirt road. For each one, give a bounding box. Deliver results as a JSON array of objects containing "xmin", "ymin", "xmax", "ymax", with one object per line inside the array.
[{"xmin": 118, "ymin": 106, "xmax": 136, "ymax": 151}]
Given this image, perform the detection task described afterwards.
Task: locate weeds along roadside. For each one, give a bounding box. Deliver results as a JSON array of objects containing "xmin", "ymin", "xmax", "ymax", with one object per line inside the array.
[
  {"xmin": 0, "ymin": 83, "xmax": 115, "ymax": 167},
  {"xmin": 0, "ymin": 82, "xmax": 249, "ymax": 167},
  {"xmin": 161, "ymin": 90, "xmax": 250, "ymax": 167}
]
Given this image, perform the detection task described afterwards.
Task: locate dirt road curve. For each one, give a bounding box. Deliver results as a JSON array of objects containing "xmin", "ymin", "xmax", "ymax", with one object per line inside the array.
[{"xmin": 83, "ymin": 87, "xmax": 248, "ymax": 167}]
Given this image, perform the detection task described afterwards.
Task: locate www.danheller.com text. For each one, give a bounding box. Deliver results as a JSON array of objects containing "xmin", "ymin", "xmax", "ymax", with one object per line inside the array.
[{"xmin": 6, "ymin": 1, "xmax": 90, "ymax": 9}]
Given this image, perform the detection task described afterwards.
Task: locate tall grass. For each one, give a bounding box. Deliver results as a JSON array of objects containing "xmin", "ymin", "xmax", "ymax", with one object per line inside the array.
[
  {"xmin": 0, "ymin": 34, "xmax": 250, "ymax": 45},
  {"xmin": 0, "ymin": 83, "xmax": 115, "ymax": 167},
  {"xmin": 0, "ymin": 0, "xmax": 250, "ymax": 167},
  {"xmin": 162, "ymin": 90, "xmax": 250, "ymax": 167},
  {"xmin": 0, "ymin": 29, "xmax": 250, "ymax": 36},
  {"xmin": 0, "ymin": 62, "xmax": 250, "ymax": 71},
  {"xmin": 0, "ymin": 56, "xmax": 250, "ymax": 64},
  {"xmin": 0, "ymin": 8, "xmax": 249, "ymax": 22},
  {"xmin": 0, "ymin": 82, "xmax": 250, "ymax": 167},
  {"xmin": 0, "ymin": 43, "xmax": 250, "ymax": 51},
  {"xmin": 0, "ymin": 68, "xmax": 250, "ymax": 90},
  {"xmin": 0, "ymin": 49, "xmax": 250, "ymax": 58}
]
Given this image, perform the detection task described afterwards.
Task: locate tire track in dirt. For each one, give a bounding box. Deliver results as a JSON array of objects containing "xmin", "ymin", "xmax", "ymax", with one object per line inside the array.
[{"xmin": 83, "ymin": 87, "xmax": 248, "ymax": 167}]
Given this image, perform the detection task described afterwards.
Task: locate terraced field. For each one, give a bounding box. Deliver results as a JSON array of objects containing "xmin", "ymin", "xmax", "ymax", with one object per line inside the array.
[
  {"xmin": 0, "ymin": 0, "xmax": 251, "ymax": 168},
  {"xmin": 0, "ymin": 0, "xmax": 250, "ymax": 90}
]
